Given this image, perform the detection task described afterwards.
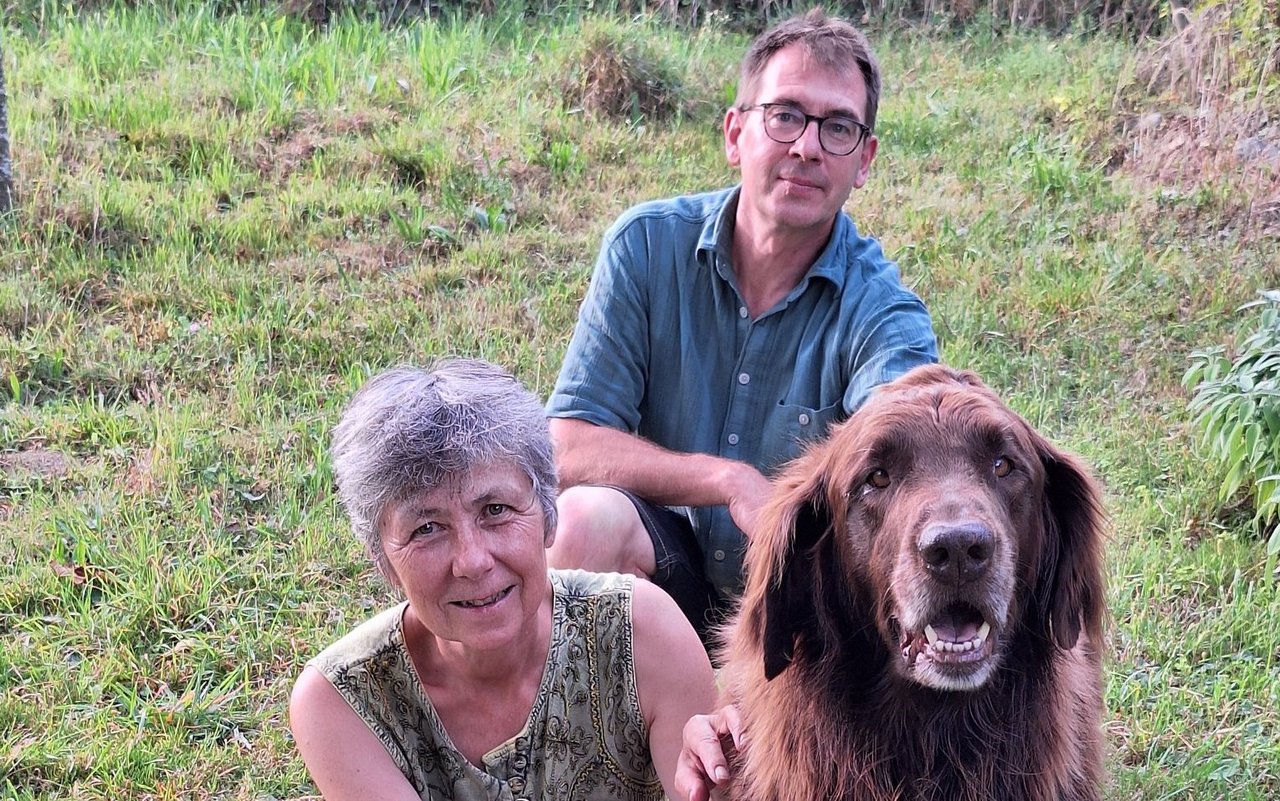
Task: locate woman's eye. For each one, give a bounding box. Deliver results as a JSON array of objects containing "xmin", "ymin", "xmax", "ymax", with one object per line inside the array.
[
  {"xmin": 993, "ymin": 456, "xmax": 1013, "ymax": 478},
  {"xmin": 412, "ymin": 522, "xmax": 438, "ymax": 538}
]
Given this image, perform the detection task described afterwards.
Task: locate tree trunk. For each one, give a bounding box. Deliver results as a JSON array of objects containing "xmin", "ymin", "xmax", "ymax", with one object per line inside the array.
[{"xmin": 1, "ymin": 42, "xmax": 13, "ymax": 215}]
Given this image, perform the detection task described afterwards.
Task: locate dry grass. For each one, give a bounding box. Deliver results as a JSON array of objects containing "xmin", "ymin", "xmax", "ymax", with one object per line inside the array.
[
  {"xmin": 552, "ymin": 19, "xmax": 685, "ymax": 121},
  {"xmin": 1117, "ymin": 1, "xmax": 1280, "ymax": 238}
]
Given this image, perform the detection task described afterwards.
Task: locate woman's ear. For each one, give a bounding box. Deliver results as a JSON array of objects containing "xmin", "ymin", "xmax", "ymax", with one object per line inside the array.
[{"xmin": 375, "ymin": 552, "xmax": 401, "ymax": 590}]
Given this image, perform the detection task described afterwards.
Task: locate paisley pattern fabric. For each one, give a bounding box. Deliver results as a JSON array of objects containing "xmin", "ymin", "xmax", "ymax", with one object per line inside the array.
[{"xmin": 309, "ymin": 570, "xmax": 663, "ymax": 801}]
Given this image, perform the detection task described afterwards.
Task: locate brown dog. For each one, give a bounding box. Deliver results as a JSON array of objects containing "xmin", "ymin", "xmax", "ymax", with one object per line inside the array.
[{"xmin": 719, "ymin": 364, "xmax": 1106, "ymax": 801}]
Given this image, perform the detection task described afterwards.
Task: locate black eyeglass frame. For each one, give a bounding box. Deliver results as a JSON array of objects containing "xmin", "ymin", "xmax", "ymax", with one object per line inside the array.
[{"xmin": 741, "ymin": 102, "xmax": 872, "ymax": 157}]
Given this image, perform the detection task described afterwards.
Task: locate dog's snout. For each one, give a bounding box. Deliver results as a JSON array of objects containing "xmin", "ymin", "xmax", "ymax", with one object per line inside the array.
[{"xmin": 918, "ymin": 523, "xmax": 994, "ymax": 585}]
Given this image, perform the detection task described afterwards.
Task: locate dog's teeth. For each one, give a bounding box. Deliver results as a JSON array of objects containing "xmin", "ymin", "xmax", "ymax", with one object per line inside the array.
[
  {"xmin": 924, "ymin": 625, "xmax": 939, "ymax": 646},
  {"xmin": 977, "ymin": 622, "xmax": 991, "ymax": 643}
]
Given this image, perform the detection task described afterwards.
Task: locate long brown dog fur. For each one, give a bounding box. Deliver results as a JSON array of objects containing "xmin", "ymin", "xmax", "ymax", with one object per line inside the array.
[{"xmin": 719, "ymin": 364, "xmax": 1106, "ymax": 801}]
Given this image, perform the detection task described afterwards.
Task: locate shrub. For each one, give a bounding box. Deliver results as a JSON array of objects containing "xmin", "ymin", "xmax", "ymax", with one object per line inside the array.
[
  {"xmin": 550, "ymin": 18, "xmax": 684, "ymax": 122},
  {"xmin": 1184, "ymin": 290, "xmax": 1280, "ymax": 576}
]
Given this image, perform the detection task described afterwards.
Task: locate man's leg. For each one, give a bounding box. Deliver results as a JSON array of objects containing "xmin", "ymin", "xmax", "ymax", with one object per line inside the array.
[
  {"xmin": 550, "ymin": 485, "xmax": 657, "ymax": 577},
  {"xmin": 551, "ymin": 485, "xmax": 722, "ymax": 643}
]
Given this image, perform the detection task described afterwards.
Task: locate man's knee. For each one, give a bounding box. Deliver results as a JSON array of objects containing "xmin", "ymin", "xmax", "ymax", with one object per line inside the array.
[{"xmin": 550, "ymin": 486, "xmax": 655, "ymax": 577}]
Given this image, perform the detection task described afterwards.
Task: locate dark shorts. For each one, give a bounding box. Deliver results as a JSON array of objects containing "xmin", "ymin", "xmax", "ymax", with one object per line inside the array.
[{"xmin": 610, "ymin": 487, "xmax": 730, "ymax": 646}]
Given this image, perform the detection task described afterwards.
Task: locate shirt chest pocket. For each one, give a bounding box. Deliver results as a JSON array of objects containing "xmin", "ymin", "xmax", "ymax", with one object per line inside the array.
[{"xmin": 765, "ymin": 400, "xmax": 844, "ymax": 471}]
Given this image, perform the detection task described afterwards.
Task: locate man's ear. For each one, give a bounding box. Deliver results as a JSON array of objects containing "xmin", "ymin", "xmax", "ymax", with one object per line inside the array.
[
  {"xmin": 724, "ymin": 107, "xmax": 745, "ymax": 167},
  {"xmin": 852, "ymin": 134, "xmax": 878, "ymax": 189}
]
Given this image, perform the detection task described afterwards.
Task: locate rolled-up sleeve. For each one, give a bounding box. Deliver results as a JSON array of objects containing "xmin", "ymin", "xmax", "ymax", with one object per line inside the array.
[{"xmin": 546, "ymin": 219, "xmax": 651, "ymax": 433}]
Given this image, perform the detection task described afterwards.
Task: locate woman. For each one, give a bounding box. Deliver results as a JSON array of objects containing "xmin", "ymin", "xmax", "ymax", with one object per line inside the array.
[{"xmin": 290, "ymin": 358, "xmax": 716, "ymax": 801}]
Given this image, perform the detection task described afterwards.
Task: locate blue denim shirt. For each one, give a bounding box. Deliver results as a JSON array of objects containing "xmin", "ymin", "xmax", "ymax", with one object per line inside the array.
[{"xmin": 547, "ymin": 186, "xmax": 938, "ymax": 595}]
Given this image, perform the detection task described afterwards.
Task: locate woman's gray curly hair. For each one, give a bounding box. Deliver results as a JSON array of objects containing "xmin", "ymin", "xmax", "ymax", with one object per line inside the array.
[{"xmin": 330, "ymin": 358, "xmax": 558, "ymax": 575}]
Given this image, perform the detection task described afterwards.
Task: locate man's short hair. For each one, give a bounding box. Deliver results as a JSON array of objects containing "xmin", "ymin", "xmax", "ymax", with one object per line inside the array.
[{"xmin": 735, "ymin": 8, "xmax": 882, "ymax": 133}]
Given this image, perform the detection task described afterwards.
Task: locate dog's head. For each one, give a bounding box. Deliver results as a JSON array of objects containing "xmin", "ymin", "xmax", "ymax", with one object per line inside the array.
[{"xmin": 739, "ymin": 364, "xmax": 1105, "ymax": 692}]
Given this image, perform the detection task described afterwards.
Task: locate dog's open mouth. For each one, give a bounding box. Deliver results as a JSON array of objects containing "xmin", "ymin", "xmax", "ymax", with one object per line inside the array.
[{"xmin": 900, "ymin": 603, "xmax": 995, "ymax": 668}]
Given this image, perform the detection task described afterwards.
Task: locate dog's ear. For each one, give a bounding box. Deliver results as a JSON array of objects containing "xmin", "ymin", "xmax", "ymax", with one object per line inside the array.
[
  {"xmin": 1033, "ymin": 442, "xmax": 1106, "ymax": 651},
  {"xmin": 761, "ymin": 492, "xmax": 830, "ymax": 680}
]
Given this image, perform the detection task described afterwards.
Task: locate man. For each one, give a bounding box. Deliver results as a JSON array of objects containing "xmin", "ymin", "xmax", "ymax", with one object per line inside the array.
[{"xmin": 545, "ymin": 9, "xmax": 938, "ymax": 637}]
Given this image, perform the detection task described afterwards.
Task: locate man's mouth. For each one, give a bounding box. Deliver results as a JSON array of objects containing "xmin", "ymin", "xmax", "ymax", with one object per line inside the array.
[
  {"xmin": 452, "ymin": 586, "xmax": 514, "ymax": 609},
  {"xmin": 780, "ymin": 174, "xmax": 823, "ymax": 190}
]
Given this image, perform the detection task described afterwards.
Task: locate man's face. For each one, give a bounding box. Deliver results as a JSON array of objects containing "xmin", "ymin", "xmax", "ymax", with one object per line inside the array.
[{"xmin": 724, "ymin": 43, "xmax": 878, "ymax": 239}]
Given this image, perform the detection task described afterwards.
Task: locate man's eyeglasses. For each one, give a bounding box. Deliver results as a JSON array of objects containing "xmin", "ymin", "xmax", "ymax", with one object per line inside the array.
[{"xmin": 742, "ymin": 103, "xmax": 871, "ymax": 157}]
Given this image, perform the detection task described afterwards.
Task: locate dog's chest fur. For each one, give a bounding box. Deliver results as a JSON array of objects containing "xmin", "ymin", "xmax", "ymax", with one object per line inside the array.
[{"xmin": 730, "ymin": 639, "xmax": 1099, "ymax": 801}]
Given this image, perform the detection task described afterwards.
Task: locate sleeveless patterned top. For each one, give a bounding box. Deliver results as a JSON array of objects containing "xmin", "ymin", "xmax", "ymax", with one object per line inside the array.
[{"xmin": 309, "ymin": 569, "xmax": 663, "ymax": 801}]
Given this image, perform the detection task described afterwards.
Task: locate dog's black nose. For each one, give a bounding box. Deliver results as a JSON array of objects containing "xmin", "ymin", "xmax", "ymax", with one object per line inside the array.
[{"xmin": 918, "ymin": 523, "xmax": 994, "ymax": 585}]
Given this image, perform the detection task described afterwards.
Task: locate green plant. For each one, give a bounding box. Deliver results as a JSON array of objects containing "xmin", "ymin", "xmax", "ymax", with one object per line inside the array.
[
  {"xmin": 1184, "ymin": 290, "xmax": 1280, "ymax": 576},
  {"xmin": 390, "ymin": 203, "xmax": 456, "ymax": 246},
  {"xmin": 537, "ymin": 138, "xmax": 583, "ymax": 177}
]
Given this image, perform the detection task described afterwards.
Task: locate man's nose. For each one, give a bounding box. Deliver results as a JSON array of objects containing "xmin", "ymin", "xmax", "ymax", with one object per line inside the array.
[{"xmin": 789, "ymin": 119, "xmax": 824, "ymax": 159}]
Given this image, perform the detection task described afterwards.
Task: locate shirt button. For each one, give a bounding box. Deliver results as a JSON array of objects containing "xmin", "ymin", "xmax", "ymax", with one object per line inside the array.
[
  {"xmin": 799, "ymin": 413, "xmax": 810, "ymax": 426},
  {"xmin": 738, "ymin": 372, "xmax": 750, "ymax": 385},
  {"xmin": 727, "ymin": 433, "xmax": 739, "ymax": 445},
  {"xmin": 739, "ymin": 306, "xmax": 748, "ymax": 319},
  {"xmin": 713, "ymin": 549, "xmax": 726, "ymax": 560}
]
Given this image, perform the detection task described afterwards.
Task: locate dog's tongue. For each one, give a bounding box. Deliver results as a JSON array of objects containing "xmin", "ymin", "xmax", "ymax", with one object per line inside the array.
[{"xmin": 930, "ymin": 611, "xmax": 982, "ymax": 643}]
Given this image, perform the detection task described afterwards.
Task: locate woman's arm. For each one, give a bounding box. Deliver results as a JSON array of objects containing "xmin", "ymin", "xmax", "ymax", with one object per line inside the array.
[
  {"xmin": 630, "ymin": 580, "xmax": 718, "ymax": 801},
  {"xmin": 289, "ymin": 666, "xmax": 422, "ymax": 801}
]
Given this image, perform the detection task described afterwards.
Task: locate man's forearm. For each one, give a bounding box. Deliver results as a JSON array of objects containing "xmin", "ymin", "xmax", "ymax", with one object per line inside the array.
[{"xmin": 549, "ymin": 418, "xmax": 758, "ymax": 509}]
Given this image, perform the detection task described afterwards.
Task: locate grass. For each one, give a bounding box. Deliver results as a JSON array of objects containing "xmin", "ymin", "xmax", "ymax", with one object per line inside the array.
[{"xmin": 2, "ymin": 5, "xmax": 1278, "ymax": 799}]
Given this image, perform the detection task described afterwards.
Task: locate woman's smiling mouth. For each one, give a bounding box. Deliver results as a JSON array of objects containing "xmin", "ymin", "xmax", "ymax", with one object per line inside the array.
[{"xmin": 452, "ymin": 585, "xmax": 515, "ymax": 609}]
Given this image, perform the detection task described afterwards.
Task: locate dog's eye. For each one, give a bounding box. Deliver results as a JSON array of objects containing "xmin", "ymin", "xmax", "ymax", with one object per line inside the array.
[
  {"xmin": 993, "ymin": 456, "xmax": 1013, "ymax": 477},
  {"xmin": 865, "ymin": 468, "xmax": 891, "ymax": 489}
]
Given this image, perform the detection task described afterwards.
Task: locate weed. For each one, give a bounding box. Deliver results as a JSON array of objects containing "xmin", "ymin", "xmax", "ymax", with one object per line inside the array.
[{"xmin": 1185, "ymin": 291, "xmax": 1280, "ymax": 575}]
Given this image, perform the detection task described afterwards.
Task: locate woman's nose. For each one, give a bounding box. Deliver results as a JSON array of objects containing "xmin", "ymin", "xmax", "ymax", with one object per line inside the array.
[{"xmin": 451, "ymin": 523, "xmax": 495, "ymax": 577}]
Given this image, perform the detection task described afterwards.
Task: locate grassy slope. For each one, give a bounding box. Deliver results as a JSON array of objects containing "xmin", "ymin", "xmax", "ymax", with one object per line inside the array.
[{"xmin": 1, "ymin": 7, "xmax": 1277, "ymax": 799}]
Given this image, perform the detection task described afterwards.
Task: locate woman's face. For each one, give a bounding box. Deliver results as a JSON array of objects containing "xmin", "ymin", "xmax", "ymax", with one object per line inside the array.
[{"xmin": 378, "ymin": 460, "xmax": 550, "ymax": 652}]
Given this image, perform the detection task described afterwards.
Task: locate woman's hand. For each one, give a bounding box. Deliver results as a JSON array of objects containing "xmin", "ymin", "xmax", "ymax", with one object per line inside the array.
[{"xmin": 674, "ymin": 705, "xmax": 742, "ymax": 801}]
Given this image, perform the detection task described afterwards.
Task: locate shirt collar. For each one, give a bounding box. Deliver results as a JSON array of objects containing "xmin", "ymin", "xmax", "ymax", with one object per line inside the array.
[
  {"xmin": 696, "ymin": 185, "xmax": 852, "ymax": 295},
  {"xmin": 697, "ymin": 185, "xmax": 740, "ymax": 261}
]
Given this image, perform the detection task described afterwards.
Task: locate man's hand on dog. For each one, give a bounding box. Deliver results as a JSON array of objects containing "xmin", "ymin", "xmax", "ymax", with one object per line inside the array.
[{"xmin": 722, "ymin": 464, "xmax": 772, "ymax": 541}]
